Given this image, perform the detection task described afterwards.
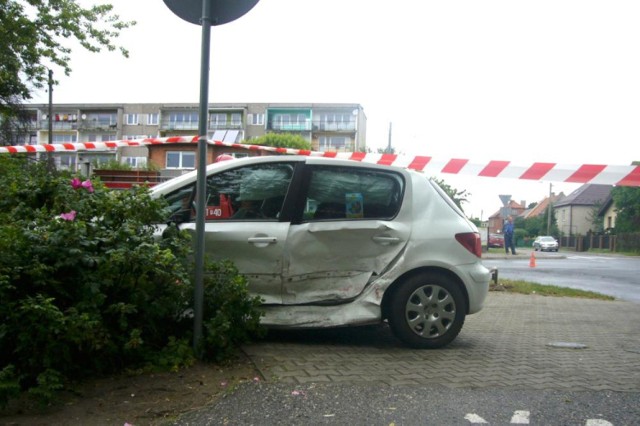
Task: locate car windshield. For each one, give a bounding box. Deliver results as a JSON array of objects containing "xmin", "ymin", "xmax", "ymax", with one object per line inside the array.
[{"xmin": 540, "ymin": 237, "xmax": 555, "ymax": 241}]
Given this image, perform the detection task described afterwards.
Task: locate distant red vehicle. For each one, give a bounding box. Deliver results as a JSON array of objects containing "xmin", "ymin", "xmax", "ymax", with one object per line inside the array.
[{"xmin": 488, "ymin": 233, "xmax": 504, "ymax": 248}]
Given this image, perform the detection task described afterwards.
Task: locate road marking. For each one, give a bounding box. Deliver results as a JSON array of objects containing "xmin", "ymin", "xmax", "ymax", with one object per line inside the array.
[
  {"xmin": 567, "ymin": 256, "xmax": 609, "ymax": 260},
  {"xmin": 510, "ymin": 410, "xmax": 530, "ymax": 424},
  {"xmin": 465, "ymin": 413, "xmax": 488, "ymax": 423},
  {"xmin": 465, "ymin": 412, "xmax": 612, "ymax": 425}
]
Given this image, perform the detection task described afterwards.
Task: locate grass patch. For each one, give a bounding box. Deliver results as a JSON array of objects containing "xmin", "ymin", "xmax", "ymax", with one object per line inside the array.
[{"xmin": 491, "ymin": 279, "xmax": 615, "ymax": 300}]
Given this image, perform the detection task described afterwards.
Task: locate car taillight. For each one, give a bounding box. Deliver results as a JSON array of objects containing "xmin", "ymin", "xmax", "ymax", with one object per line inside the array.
[{"xmin": 456, "ymin": 232, "xmax": 482, "ymax": 258}]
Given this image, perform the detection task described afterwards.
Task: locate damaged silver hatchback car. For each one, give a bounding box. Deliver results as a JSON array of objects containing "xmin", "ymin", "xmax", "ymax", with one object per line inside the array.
[{"xmin": 151, "ymin": 155, "xmax": 491, "ymax": 349}]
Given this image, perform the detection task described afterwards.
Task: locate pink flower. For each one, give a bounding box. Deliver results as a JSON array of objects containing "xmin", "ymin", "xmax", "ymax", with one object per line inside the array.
[
  {"xmin": 60, "ymin": 210, "xmax": 77, "ymax": 221},
  {"xmin": 81, "ymin": 179, "xmax": 94, "ymax": 193},
  {"xmin": 71, "ymin": 178, "xmax": 94, "ymax": 193}
]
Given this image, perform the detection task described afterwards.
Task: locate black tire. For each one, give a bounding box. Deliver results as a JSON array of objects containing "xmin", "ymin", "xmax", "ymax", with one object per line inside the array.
[{"xmin": 388, "ymin": 272, "xmax": 467, "ymax": 349}]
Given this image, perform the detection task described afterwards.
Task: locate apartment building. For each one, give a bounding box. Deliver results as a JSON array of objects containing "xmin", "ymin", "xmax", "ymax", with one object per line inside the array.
[{"xmin": 16, "ymin": 102, "xmax": 367, "ymax": 177}]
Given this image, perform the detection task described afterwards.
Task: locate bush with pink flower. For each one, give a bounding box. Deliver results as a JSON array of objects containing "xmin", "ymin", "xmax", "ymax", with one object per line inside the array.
[{"xmin": 0, "ymin": 156, "xmax": 263, "ymax": 407}]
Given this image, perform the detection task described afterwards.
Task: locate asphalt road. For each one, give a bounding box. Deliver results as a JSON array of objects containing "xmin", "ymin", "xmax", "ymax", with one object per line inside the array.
[
  {"xmin": 482, "ymin": 250, "xmax": 640, "ymax": 303},
  {"xmin": 174, "ymin": 384, "xmax": 638, "ymax": 425}
]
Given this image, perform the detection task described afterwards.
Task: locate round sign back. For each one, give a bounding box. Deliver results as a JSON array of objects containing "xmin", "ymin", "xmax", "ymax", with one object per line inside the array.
[{"xmin": 163, "ymin": 0, "xmax": 260, "ymax": 25}]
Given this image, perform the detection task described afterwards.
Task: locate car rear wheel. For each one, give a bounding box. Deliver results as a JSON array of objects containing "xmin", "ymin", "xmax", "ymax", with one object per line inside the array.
[{"xmin": 388, "ymin": 272, "xmax": 467, "ymax": 349}]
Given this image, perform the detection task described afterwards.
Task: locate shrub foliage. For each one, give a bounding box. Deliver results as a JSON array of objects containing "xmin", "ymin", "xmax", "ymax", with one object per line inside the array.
[{"xmin": 0, "ymin": 156, "xmax": 264, "ymax": 406}]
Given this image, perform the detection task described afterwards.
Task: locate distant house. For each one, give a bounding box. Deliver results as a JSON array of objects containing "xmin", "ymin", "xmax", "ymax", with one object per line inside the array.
[
  {"xmin": 553, "ymin": 184, "xmax": 613, "ymax": 236},
  {"xmin": 488, "ymin": 200, "xmax": 525, "ymax": 234},
  {"xmin": 521, "ymin": 192, "xmax": 565, "ymax": 220},
  {"xmin": 597, "ymin": 194, "xmax": 617, "ymax": 232}
]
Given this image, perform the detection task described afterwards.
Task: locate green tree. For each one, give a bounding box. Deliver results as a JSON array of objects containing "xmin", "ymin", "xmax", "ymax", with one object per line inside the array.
[
  {"xmin": 523, "ymin": 214, "xmax": 544, "ymax": 237},
  {"xmin": 0, "ymin": 0, "xmax": 135, "ymax": 114},
  {"xmin": 586, "ymin": 203, "xmax": 605, "ymax": 233},
  {"xmin": 611, "ymin": 186, "xmax": 640, "ymax": 232},
  {"xmin": 523, "ymin": 205, "xmax": 559, "ymax": 237},
  {"xmin": 0, "ymin": 100, "xmax": 31, "ymax": 145},
  {"xmin": 431, "ymin": 177, "xmax": 470, "ymax": 213},
  {"xmin": 250, "ymin": 133, "xmax": 312, "ymax": 150}
]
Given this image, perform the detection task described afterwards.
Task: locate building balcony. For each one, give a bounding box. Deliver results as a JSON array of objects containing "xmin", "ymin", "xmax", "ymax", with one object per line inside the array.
[
  {"xmin": 209, "ymin": 122, "xmax": 244, "ymax": 130},
  {"xmin": 267, "ymin": 121, "xmax": 312, "ymax": 132},
  {"xmin": 161, "ymin": 122, "xmax": 199, "ymax": 131},
  {"xmin": 40, "ymin": 121, "xmax": 79, "ymax": 131},
  {"xmin": 311, "ymin": 121, "xmax": 356, "ymax": 132},
  {"xmin": 78, "ymin": 122, "xmax": 117, "ymax": 131}
]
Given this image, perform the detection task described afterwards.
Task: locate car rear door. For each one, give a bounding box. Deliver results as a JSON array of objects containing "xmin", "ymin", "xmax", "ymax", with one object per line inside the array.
[{"xmin": 282, "ymin": 163, "xmax": 410, "ymax": 304}]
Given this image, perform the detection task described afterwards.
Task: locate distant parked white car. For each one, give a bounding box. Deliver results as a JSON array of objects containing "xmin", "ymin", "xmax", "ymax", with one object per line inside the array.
[
  {"xmin": 151, "ymin": 155, "xmax": 491, "ymax": 349},
  {"xmin": 533, "ymin": 236, "xmax": 559, "ymax": 252}
]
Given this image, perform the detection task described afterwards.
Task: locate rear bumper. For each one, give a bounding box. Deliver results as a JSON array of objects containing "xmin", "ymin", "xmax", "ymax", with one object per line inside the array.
[{"xmin": 465, "ymin": 263, "xmax": 491, "ymax": 315}]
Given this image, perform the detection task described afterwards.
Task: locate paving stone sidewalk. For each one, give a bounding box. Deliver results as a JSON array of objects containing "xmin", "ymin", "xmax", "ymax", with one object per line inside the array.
[{"xmin": 243, "ymin": 293, "xmax": 640, "ymax": 392}]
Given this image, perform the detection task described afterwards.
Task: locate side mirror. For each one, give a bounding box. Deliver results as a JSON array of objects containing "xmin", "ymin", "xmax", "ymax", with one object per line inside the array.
[{"xmin": 169, "ymin": 208, "xmax": 192, "ymax": 225}]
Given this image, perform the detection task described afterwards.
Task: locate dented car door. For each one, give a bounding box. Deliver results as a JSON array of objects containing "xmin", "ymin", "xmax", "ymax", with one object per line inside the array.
[{"xmin": 282, "ymin": 164, "xmax": 410, "ymax": 304}]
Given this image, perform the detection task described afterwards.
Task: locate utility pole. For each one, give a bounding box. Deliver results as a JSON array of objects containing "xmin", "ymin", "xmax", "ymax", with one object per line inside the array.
[
  {"xmin": 546, "ymin": 183, "xmax": 553, "ymax": 235},
  {"xmin": 48, "ymin": 70, "xmax": 53, "ymax": 144},
  {"xmin": 47, "ymin": 69, "xmax": 55, "ymax": 171},
  {"xmin": 387, "ymin": 122, "xmax": 393, "ymax": 153}
]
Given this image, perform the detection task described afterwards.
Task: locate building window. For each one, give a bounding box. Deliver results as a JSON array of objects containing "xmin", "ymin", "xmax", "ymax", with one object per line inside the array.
[
  {"xmin": 123, "ymin": 135, "xmax": 154, "ymax": 140},
  {"xmin": 316, "ymin": 113, "xmax": 355, "ymax": 131},
  {"xmin": 122, "ymin": 157, "xmax": 148, "ymax": 168},
  {"xmin": 210, "ymin": 113, "xmax": 227, "ymax": 127},
  {"xmin": 56, "ymin": 154, "xmax": 78, "ymax": 170},
  {"xmin": 52, "ymin": 134, "xmax": 77, "ymax": 144},
  {"xmin": 84, "ymin": 113, "xmax": 117, "ymax": 126},
  {"xmin": 250, "ymin": 113, "xmax": 264, "ymax": 125},
  {"xmin": 87, "ymin": 134, "xmax": 116, "ymax": 142},
  {"xmin": 125, "ymin": 114, "xmax": 139, "ymax": 125},
  {"xmin": 147, "ymin": 113, "xmax": 159, "ymax": 125},
  {"xmin": 275, "ymin": 114, "xmax": 290, "ymax": 126},
  {"xmin": 318, "ymin": 136, "xmax": 351, "ymax": 152},
  {"xmin": 231, "ymin": 113, "xmax": 242, "ymax": 126},
  {"xmin": 166, "ymin": 151, "xmax": 195, "ymax": 169},
  {"xmin": 15, "ymin": 133, "xmax": 37, "ymax": 145},
  {"xmin": 89, "ymin": 155, "xmax": 116, "ymax": 166},
  {"xmin": 168, "ymin": 112, "xmax": 198, "ymax": 130}
]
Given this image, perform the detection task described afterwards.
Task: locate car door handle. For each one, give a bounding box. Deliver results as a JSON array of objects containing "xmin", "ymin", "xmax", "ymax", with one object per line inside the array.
[
  {"xmin": 372, "ymin": 236, "xmax": 401, "ymax": 244},
  {"xmin": 247, "ymin": 236, "xmax": 277, "ymax": 244}
]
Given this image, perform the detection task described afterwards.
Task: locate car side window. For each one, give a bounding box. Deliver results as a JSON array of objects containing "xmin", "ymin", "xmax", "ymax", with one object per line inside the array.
[
  {"xmin": 303, "ymin": 166, "xmax": 404, "ymax": 221},
  {"xmin": 204, "ymin": 163, "xmax": 294, "ymax": 220},
  {"xmin": 162, "ymin": 184, "xmax": 196, "ymax": 223}
]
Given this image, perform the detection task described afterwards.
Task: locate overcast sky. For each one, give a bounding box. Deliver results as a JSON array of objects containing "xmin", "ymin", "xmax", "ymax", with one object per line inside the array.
[{"xmin": 31, "ymin": 0, "xmax": 640, "ymax": 220}]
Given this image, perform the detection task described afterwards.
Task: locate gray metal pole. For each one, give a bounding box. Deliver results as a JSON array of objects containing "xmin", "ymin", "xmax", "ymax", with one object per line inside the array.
[
  {"xmin": 547, "ymin": 183, "xmax": 552, "ymax": 235},
  {"xmin": 193, "ymin": 0, "xmax": 212, "ymax": 355},
  {"xmin": 47, "ymin": 70, "xmax": 55, "ymax": 170},
  {"xmin": 48, "ymin": 70, "xmax": 53, "ymax": 144}
]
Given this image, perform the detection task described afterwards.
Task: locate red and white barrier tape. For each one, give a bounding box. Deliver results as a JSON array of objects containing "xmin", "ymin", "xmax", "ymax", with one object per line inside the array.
[{"xmin": 1, "ymin": 136, "xmax": 638, "ymax": 187}]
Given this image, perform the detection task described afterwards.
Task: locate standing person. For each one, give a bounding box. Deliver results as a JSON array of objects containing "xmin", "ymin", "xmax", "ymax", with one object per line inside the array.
[{"xmin": 503, "ymin": 215, "xmax": 516, "ymax": 255}]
